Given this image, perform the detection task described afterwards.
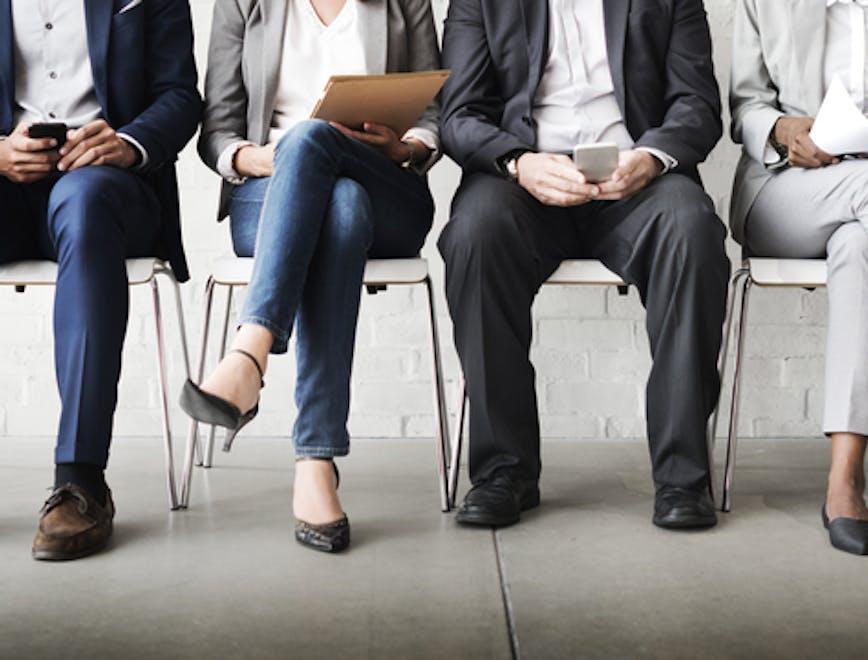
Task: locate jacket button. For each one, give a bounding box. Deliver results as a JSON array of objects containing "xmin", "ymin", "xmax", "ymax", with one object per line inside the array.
[{"xmin": 522, "ymin": 115, "xmax": 533, "ymax": 126}]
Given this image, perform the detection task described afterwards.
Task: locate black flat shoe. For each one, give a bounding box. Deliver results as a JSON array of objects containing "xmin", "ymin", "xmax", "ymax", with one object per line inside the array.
[
  {"xmin": 179, "ymin": 349, "xmax": 264, "ymax": 452},
  {"xmin": 653, "ymin": 485, "xmax": 717, "ymax": 530},
  {"xmin": 294, "ymin": 460, "xmax": 350, "ymax": 554},
  {"xmin": 822, "ymin": 503, "xmax": 868, "ymax": 556},
  {"xmin": 456, "ymin": 472, "xmax": 540, "ymax": 528}
]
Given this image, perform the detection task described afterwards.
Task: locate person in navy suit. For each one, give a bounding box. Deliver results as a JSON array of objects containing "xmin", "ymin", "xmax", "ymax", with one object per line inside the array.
[{"xmin": 0, "ymin": 0, "xmax": 201, "ymax": 560}]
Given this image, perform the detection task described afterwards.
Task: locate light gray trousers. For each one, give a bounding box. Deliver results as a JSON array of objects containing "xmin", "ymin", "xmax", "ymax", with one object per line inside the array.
[{"xmin": 746, "ymin": 160, "xmax": 868, "ymax": 436}]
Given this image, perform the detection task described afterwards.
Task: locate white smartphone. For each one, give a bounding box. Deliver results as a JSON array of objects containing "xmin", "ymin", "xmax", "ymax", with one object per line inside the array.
[{"xmin": 572, "ymin": 143, "xmax": 620, "ymax": 183}]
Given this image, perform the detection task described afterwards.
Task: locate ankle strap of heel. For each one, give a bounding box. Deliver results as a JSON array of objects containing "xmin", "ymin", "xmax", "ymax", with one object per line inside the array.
[{"xmin": 230, "ymin": 349, "xmax": 265, "ymax": 388}]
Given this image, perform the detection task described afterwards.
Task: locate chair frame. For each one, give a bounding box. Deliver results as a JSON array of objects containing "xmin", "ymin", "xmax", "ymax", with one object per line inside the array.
[
  {"xmin": 714, "ymin": 259, "xmax": 827, "ymax": 512},
  {"xmin": 177, "ymin": 258, "xmax": 451, "ymax": 512},
  {"xmin": 0, "ymin": 259, "xmax": 191, "ymax": 510}
]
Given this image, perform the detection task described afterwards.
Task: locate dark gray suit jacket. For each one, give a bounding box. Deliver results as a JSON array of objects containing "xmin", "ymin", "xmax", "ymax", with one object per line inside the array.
[{"xmin": 440, "ymin": 0, "xmax": 722, "ymax": 181}]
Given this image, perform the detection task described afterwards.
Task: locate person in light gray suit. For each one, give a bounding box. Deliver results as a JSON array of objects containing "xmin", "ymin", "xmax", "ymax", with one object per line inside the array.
[
  {"xmin": 731, "ymin": 0, "xmax": 868, "ymax": 556},
  {"xmin": 182, "ymin": 0, "xmax": 441, "ymax": 554}
]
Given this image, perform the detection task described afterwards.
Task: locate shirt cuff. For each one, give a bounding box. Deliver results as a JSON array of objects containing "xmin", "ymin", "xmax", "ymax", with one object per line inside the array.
[
  {"xmin": 635, "ymin": 147, "xmax": 678, "ymax": 174},
  {"xmin": 217, "ymin": 140, "xmax": 256, "ymax": 184},
  {"xmin": 762, "ymin": 140, "xmax": 784, "ymax": 166},
  {"xmin": 402, "ymin": 127, "xmax": 440, "ymax": 175},
  {"xmin": 117, "ymin": 133, "xmax": 148, "ymax": 170}
]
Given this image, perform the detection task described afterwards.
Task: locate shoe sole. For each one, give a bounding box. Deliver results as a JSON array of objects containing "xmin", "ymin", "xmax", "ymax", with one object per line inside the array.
[
  {"xmin": 32, "ymin": 539, "xmax": 110, "ymax": 561},
  {"xmin": 653, "ymin": 514, "xmax": 718, "ymax": 530},
  {"xmin": 456, "ymin": 490, "xmax": 541, "ymax": 528}
]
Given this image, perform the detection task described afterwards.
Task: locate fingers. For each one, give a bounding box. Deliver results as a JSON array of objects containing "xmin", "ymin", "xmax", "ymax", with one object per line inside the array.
[
  {"xmin": 790, "ymin": 132, "xmax": 838, "ymax": 168},
  {"xmin": 12, "ymin": 132, "xmax": 58, "ymax": 153},
  {"xmin": 65, "ymin": 143, "xmax": 113, "ymax": 171},
  {"xmin": 58, "ymin": 125, "xmax": 115, "ymax": 171}
]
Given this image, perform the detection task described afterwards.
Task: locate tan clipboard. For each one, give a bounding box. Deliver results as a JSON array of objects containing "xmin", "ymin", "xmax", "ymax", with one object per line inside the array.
[{"xmin": 310, "ymin": 70, "xmax": 450, "ymax": 136}]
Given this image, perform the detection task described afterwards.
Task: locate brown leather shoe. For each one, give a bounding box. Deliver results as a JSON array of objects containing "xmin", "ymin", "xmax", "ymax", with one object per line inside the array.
[{"xmin": 32, "ymin": 484, "xmax": 114, "ymax": 561}]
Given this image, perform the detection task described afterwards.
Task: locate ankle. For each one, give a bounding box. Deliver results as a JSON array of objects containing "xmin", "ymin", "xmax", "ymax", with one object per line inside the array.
[{"xmin": 55, "ymin": 464, "xmax": 107, "ymax": 506}]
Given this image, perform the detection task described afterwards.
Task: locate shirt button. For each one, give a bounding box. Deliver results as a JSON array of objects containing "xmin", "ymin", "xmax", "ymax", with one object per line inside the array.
[
  {"xmin": 48, "ymin": 112, "xmax": 56, "ymax": 119},
  {"xmin": 49, "ymin": 71, "xmax": 57, "ymax": 79},
  {"xmin": 45, "ymin": 22, "xmax": 53, "ymax": 30}
]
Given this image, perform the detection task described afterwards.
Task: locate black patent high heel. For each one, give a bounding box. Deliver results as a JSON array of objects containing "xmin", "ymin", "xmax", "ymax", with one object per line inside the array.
[
  {"xmin": 822, "ymin": 501, "xmax": 868, "ymax": 556},
  {"xmin": 294, "ymin": 459, "xmax": 350, "ymax": 554},
  {"xmin": 179, "ymin": 349, "xmax": 265, "ymax": 452}
]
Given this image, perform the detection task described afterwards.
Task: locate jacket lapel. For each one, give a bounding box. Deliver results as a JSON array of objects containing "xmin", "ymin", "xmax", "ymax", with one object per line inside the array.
[
  {"xmin": 520, "ymin": 0, "xmax": 550, "ymax": 95},
  {"xmin": 357, "ymin": 0, "xmax": 387, "ymax": 74},
  {"xmin": 604, "ymin": 0, "xmax": 630, "ymax": 114},
  {"xmin": 261, "ymin": 0, "xmax": 288, "ymax": 138},
  {"xmin": 84, "ymin": 0, "xmax": 112, "ymax": 115},
  {"xmin": 788, "ymin": 0, "xmax": 827, "ymax": 112},
  {"xmin": 0, "ymin": 0, "xmax": 13, "ymax": 132}
]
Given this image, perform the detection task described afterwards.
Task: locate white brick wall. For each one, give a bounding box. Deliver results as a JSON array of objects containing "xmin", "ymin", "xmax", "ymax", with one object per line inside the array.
[{"xmin": 0, "ymin": 1, "xmax": 829, "ymax": 442}]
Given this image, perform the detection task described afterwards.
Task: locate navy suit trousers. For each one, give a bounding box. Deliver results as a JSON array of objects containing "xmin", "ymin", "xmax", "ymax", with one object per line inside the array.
[{"xmin": 0, "ymin": 166, "xmax": 161, "ymax": 468}]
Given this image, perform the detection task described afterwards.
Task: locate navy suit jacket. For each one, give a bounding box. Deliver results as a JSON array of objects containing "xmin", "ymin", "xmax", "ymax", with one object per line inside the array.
[
  {"xmin": 0, "ymin": 0, "xmax": 202, "ymax": 281},
  {"xmin": 440, "ymin": 0, "xmax": 723, "ymax": 183}
]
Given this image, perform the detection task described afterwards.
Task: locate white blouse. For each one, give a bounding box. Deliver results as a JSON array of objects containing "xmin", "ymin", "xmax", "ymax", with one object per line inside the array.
[
  {"xmin": 218, "ymin": 0, "xmax": 437, "ymax": 182},
  {"xmin": 268, "ymin": 0, "xmax": 368, "ymax": 144}
]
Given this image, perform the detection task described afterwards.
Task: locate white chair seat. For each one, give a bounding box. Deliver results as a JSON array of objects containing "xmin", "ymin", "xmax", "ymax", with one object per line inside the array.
[
  {"xmin": 546, "ymin": 260, "xmax": 625, "ymax": 286},
  {"xmin": 209, "ymin": 256, "xmax": 430, "ymax": 286},
  {"xmin": 0, "ymin": 257, "xmax": 161, "ymax": 286},
  {"xmin": 747, "ymin": 258, "xmax": 828, "ymax": 288}
]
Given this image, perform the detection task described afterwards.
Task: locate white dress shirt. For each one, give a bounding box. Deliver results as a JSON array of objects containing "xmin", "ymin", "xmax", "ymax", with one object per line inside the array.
[
  {"xmin": 217, "ymin": 0, "xmax": 439, "ymax": 183},
  {"xmin": 532, "ymin": 0, "xmax": 677, "ymax": 171},
  {"xmin": 10, "ymin": 0, "xmax": 147, "ymax": 165}
]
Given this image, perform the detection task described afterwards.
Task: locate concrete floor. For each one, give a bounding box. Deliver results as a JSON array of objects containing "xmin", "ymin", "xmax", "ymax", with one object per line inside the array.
[{"xmin": 1, "ymin": 437, "xmax": 866, "ymax": 660}]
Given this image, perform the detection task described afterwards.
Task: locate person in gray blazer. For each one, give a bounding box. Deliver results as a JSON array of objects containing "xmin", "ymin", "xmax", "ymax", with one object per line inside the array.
[
  {"xmin": 731, "ymin": 0, "xmax": 868, "ymax": 556},
  {"xmin": 182, "ymin": 0, "xmax": 442, "ymax": 554}
]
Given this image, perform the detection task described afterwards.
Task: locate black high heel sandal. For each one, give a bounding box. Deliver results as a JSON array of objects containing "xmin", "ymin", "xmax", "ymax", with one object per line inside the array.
[
  {"xmin": 294, "ymin": 459, "xmax": 350, "ymax": 554},
  {"xmin": 179, "ymin": 349, "xmax": 265, "ymax": 452},
  {"xmin": 822, "ymin": 502, "xmax": 868, "ymax": 556}
]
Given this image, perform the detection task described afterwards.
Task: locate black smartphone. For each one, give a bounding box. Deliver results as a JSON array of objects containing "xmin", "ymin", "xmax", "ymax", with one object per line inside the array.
[{"xmin": 28, "ymin": 122, "xmax": 68, "ymax": 148}]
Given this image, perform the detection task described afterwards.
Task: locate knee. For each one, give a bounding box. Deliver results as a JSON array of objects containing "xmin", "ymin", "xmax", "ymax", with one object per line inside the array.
[
  {"xmin": 47, "ymin": 169, "xmax": 117, "ymax": 248},
  {"xmin": 653, "ymin": 176, "xmax": 727, "ymax": 266},
  {"xmin": 827, "ymin": 222, "xmax": 868, "ymax": 268},
  {"xmin": 274, "ymin": 119, "xmax": 339, "ymax": 163},
  {"xmin": 322, "ymin": 179, "xmax": 374, "ymax": 250}
]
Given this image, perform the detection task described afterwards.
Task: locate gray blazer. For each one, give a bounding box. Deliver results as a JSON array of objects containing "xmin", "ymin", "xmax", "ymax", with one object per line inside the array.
[
  {"xmin": 199, "ymin": 0, "xmax": 442, "ymax": 220},
  {"xmin": 729, "ymin": 0, "xmax": 828, "ymax": 245}
]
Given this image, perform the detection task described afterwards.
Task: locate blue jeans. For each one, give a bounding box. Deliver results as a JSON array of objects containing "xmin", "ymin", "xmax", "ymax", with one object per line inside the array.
[
  {"xmin": 0, "ymin": 167, "xmax": 161, "ymax": 468},
  {"xmin": 229, "ymin": 120, "xmax": 434, "ymax": 457}
]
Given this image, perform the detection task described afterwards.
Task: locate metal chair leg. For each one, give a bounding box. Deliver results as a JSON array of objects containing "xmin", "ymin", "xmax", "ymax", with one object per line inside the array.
[
  {"xmin": 150, "ymin": 276, "xmax": 180, "ymax": 510},
  {"xmin": 722, "ymin": 271, "xmax": 752, "ymax": 513},
  {"xmin": 204, "ymin": 284, "xmax": 234, "ymax": 469},
  {"xmin": 179, "ymin": 276, "xmax": 216, "ymax": 509},
  {"xmin": 448, "ymin": 377, "xmax": 467, "ymax": 509},
  {"xmin": 706, "ymin": 266, "xmax": 749, "ymax": 503},
  {"xmin": 423, "ymin": 276, "xmax": 450, "ymax": 512},
  {"xmin": 157, "ymin": 266, "xmax": 200, "ymax": 466}
]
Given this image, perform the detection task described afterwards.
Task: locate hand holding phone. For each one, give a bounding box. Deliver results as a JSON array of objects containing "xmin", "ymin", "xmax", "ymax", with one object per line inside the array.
[
  {"xmin": 0, "ymin": 122, "xmax": 62, "ymax": 183},
  {"xmin": 28, "ymin": 122, "xmax": 69, "ymax": 149},
  {"xmin": 572, "ymin": 143, "xmax": 619, "ymax": 183}
]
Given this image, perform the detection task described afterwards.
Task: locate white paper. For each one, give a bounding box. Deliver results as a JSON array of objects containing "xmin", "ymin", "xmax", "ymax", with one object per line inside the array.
[{"xmin": 809, "ymin": 75, "xmax": 868, "ymax": 155}]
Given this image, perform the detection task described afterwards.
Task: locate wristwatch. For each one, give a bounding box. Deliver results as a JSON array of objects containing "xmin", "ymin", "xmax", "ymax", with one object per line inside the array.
[
  {"xmin": 399, "ymin": 140, "xmax": 420, "ymax": 170},
  {"xmin": 499, "ymin": 149, "xmax": 529, "ymax": 182},
  {"xmin": 769, "ymin": 134, "xmax": 789, "ymax": 162}
]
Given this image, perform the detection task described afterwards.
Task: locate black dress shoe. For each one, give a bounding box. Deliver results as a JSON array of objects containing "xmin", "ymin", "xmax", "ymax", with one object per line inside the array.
[
  {"xmin": 822, "ymin": 503, "xmax": 868, "ymax": 556},
  {"xmin": 653, "ymin": 485, "xmax": 717, "ymax": 530},
  {"xmin": 294, "ymin": 460, "xmax": 350, "ymax": 554},
  {"xmin": 456, "ymin": 472, "xmax": 540, "ymax": 528}
]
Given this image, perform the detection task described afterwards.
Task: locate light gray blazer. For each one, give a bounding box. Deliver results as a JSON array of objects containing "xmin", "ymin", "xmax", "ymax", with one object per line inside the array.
[
  {"xmin": 198, "ymin": 0, "xmax": 442, "ymax": 220},
  {"xmin": 729, "ymin": 0, "xmax": 828, "ymax": 246}
]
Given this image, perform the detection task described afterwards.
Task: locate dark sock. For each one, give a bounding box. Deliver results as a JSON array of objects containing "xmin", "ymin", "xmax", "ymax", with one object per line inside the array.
[{"xmin": 55, "ymin": 464, "xmax": 107, "ymax": 506}]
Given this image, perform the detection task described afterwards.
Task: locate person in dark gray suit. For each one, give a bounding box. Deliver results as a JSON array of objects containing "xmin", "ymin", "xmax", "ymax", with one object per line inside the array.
[
  {"xmin": 182, "ymin": 0, "xmax": 441, "ymax": 554},
  {"xmin": 438, "ymin": 0, "xmax": 730, "ymax": 530}
]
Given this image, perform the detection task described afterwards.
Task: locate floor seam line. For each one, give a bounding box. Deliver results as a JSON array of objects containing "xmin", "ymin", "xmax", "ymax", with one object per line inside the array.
[{"xmin": 493, "ymin": 529, "xmax": 521, "ymax": 660}]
